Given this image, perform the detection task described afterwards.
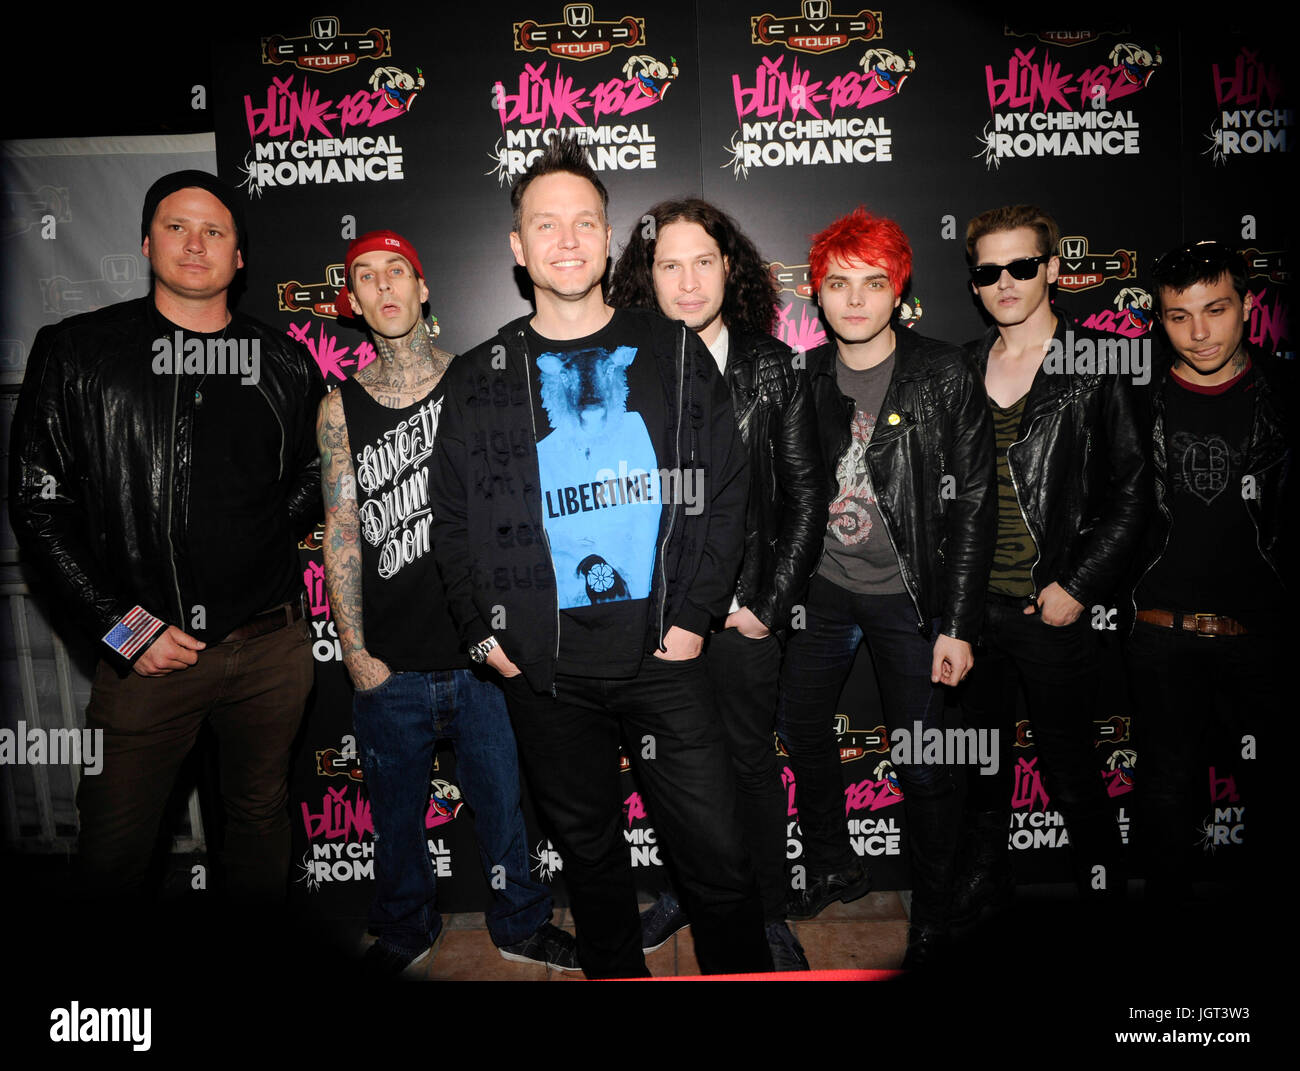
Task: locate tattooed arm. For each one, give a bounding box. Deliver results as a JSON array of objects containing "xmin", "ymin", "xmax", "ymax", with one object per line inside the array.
[{"xmin": 317, "ymin": 390, "xmax": 390, "ymax": 691}]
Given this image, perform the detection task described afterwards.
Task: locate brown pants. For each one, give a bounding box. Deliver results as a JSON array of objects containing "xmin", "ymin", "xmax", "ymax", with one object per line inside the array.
[{"xmin": 77, "ymin": 617, "xmax": 313, "ymax": 903}]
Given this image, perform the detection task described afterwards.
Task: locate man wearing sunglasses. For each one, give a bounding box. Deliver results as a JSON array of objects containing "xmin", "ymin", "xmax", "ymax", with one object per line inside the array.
[
  {"xmin": 953, "ymin": 205, "xmax": 1147, "ymax": 927},
  {"xmin": 1128, "ymin": 241, "xmax": 1291, "ymax": 924}
]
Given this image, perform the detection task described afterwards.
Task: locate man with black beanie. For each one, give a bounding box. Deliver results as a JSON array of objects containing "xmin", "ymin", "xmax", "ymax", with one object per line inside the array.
[{"xmin": 10, "ymin": 170, "xmax": 324, "ymax": 913}]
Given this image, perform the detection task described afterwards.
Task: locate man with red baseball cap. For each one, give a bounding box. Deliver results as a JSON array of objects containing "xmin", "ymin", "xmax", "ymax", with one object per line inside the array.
[{"xmin": 318, "ymin": 230, "xmax": 577, "ymax": 976}]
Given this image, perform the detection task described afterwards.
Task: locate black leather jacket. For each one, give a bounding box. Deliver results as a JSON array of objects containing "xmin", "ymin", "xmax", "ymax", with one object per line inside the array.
[
  {"xmin": 964, "ymin": 313, "xmax": 1149, "ymax": 611},
  {"xmin": 1130, "ymin": 342, "xmax": 1294, "ymax": 618},
  {"xmin": 9, "ymin": 297, "xmax": 323, "ymax": 671},
  {"xmin": 726, "ymin": 330, "xmax": 827, "ymax": 633},
  {"xmin": 808, "ymin": 327, "xmax": 996, "ymax": 641}
]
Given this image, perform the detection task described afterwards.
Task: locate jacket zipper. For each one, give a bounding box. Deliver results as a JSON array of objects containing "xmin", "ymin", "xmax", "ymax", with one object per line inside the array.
[
  {"xmin": 519, "ymin": 330, "xmax": 561, "ymax": 692},
  {"xmin": 166, "ymin": 373, "xmax": 185, "ymax": 623},
  {"xmin": 657, "ymin": 326, "xmax": 686, "ymax": 649},
  {"xmin": 870, "ymin": 468, "xmax": 925, "ymax": 633},
  {"xmin": 864, "ymin": 405, "xmax": 925, "ymax": 633}
]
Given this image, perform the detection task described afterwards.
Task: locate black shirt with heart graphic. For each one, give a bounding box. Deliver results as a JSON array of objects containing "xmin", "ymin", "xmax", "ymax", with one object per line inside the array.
[{"xmin": 1138, "ymin": 361, "xmax": 1280, "ymax": 626}]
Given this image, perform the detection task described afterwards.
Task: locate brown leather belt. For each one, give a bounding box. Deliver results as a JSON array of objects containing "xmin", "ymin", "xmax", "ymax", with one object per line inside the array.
[
  {"xmin": 218, "ymin": 597, "xmax": 305, "ymax": 644},
  {"xmin": 1136, "ymin": 609, "xmax": 1247, "ymax": 637}
]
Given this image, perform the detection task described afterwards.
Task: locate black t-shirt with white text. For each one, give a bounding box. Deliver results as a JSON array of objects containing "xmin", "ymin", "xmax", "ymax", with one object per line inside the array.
[{"xmin": 339, "ymin": 376, "xmax": 465, "ymax": 671}]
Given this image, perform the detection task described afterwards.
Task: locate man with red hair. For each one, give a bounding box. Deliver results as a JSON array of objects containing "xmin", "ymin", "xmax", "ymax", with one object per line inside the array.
[{"xmin": 778, "ymin": 207, "xmax": 995, "ymax": 967}]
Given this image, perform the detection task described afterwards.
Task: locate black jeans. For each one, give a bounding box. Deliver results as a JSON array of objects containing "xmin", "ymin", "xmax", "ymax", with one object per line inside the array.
[
  {"xmin": 706, "ymin": 627, "xmax": 786, "ymax": 921},
  {"xmin": 501, "ymin": 654, "xmax": 769, "ymax": 978},
  {"xmin": 963, "ymin": 597, "xmax": 1123, "ymax": 893},
  {"xmin": 1126, "ymin": 620, "xmax": 1276, "ymax": 900},
  {"xmin": 776, "ymin": 579, "xmax": 957, "ymax": 913}
]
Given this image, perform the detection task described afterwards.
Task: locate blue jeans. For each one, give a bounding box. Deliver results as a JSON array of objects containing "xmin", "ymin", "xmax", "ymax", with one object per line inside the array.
[{"xmin": 352, "ymin": 668, "xmax": 552, "ymax": 954}]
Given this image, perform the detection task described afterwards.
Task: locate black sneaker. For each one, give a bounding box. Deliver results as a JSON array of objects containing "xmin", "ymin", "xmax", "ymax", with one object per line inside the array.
[
  {"xmin": 640, "ymin": 892, "xmax": 688, "ymax": 953},
  {"xmin": 786, "ymin": 863, "xmax": 871, "ymax": 921},
  {"xmin": 765, "ymin": 921, "xmax": 810, "ymax": 971},
  {"xmin": 361, "ymin": 927, "xmax": 441, "ymax": 979},
  {"xmin": 499, "ymin": 922, "xmax": 581, "ymax": 971}
]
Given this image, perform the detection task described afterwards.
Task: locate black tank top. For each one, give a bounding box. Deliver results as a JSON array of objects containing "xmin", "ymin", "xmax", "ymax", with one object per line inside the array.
[{"xmin": 337, "ymin": 375, "xmax": 466, "ymax": 670}]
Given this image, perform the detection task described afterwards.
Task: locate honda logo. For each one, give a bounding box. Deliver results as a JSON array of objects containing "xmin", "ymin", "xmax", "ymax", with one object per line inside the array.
[
  {"xmin": 803, "ymin": 0, "xmax": 830, "ymax": 19},
  {"xmin": 564, "ymin": 3, "xmax": 593, "ymax": 27},
  {"xmin": 312, "ymin": 17, "xmax": 339, "ymax": 39},
  {"xmin": 101, "ymin": 255, "xmax": 137, "ymax": 284},
  {"xmin": 1060, "ymin": 238, "xmax": 1084, "ymax": 260}
]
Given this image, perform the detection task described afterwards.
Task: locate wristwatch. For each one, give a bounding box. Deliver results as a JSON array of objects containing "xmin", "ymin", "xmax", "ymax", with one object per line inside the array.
[{"xmin": 468, "ymin": 635, "xmax": 499, "ymax": 664}]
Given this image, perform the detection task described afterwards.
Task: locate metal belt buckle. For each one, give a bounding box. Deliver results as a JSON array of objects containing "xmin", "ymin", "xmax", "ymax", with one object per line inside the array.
[{"xmin": 1193, "ymin": 612, "xmax": 1218, "ymax": 637}]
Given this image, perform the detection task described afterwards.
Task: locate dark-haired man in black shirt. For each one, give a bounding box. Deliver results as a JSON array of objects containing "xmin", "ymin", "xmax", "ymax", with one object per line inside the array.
[
  {"xmin": 1128, "ymin": 240, "xmax": 1291, "ymax": 912},
  {"xmin": 10, "ymin": 171, "xmax": 320, "ymax": 913}
]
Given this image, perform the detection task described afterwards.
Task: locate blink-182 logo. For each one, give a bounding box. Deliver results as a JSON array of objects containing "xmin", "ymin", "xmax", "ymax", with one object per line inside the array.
[
  {"xmin": 976, "ymin": 40, "xmax": 1161, "ymax": 168},
  {"xmin": 278, "ymin": 264, "xmax": 346, "ymax": 319},
  {"xmin": 515, "ymin": 3, "xmax": 645, "ymax": 59},
  {"xmin": 263, "ymin": 16, "xmax": 391, "ymax": 72},
  {"xmin": 725, "ymin": 27, "xmax": 913, "ymax": 176},
  {"xmin": 770, "ymin": 259, "xmax": 827, "ymax": 352},
  {"xmin": 489, "ymin": 4, "xmax": 676, "ymax": 183},
  {"xmin": 1204, "ymin": 47, "xmax": 1289, "ymax": 164},
  {"xmin": 751, "ymin": 2, "xmax": 882, "ymax": 55}
]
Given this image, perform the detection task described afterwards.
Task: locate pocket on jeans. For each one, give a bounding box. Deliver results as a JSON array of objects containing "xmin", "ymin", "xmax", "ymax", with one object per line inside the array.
[
  {"xmin": 354, "ymin": 672, "xmax": 399, "ymax": 697},
  {"xmin": 651, "ymin": 652, "xmax": 704, "ymax": 668}
]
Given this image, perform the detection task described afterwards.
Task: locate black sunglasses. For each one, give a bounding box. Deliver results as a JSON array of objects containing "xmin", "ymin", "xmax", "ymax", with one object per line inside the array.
[
  {"xmin": 969, "ymin": 255, "xmax": 1051, "ymax": 287},
  {"xmin": 1151, "ymin": 240, "xmax": 1239, "ymax": 277}
]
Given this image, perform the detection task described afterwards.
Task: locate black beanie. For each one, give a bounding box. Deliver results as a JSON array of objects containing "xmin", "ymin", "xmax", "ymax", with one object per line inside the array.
[{"xmin": 141, "ymin": 170, "xmax": 248, "ymax": 258}]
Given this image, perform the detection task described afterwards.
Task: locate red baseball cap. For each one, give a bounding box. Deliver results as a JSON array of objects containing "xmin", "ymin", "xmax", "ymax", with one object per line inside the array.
[{"xmin": 336, "ymin": 230, "xmax": 426, "ymax": 320}]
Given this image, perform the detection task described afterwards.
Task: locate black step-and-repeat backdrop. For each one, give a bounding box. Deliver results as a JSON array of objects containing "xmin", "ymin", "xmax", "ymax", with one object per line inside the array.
[{"xmin": 207, "ymin": 3, "xmax": 1289, "ymax": 917}]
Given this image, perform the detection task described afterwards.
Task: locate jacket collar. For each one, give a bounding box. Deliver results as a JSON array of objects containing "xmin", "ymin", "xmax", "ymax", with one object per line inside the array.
[{"xmin": 971, "ymin": 310, "xmax": 1085, "ymax": 421}]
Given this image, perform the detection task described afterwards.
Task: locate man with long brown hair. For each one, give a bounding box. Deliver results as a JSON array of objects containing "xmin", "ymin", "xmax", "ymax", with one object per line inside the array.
[{"xmin": 611, "ymin": 198, "xmax": 825, "ymax": 969}]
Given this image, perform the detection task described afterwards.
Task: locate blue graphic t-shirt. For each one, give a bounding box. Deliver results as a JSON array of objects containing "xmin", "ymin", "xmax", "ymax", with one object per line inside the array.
[{"xmin": 526, "ymin": 312, "xmax": 666, "ymax": 677}]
